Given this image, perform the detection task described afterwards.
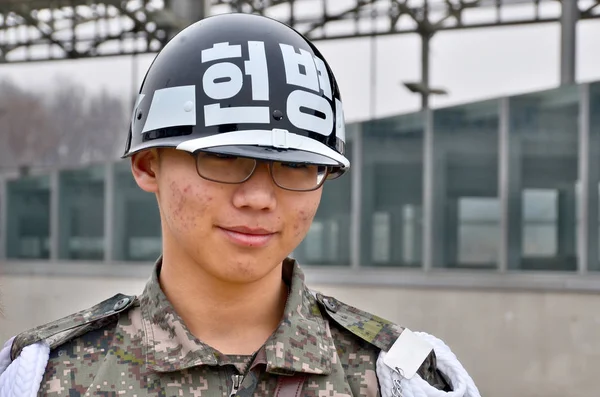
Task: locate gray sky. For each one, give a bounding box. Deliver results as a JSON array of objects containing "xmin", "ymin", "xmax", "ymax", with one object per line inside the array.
[{"xmin": 0, "ymin": 18, "xmax": 598, "ymax": 123}]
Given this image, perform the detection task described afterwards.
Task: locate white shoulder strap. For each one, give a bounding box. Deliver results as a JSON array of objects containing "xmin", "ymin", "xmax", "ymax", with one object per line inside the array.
[
  {"xmin": 0, "ymin": 337, "xmax": 50, "ymax": 397},
  {"xmin": 376, "ymin": 331, "xmax": 481, "ymax": 397}
]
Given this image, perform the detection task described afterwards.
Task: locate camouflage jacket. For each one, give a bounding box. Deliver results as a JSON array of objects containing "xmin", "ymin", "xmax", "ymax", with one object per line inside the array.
[{"xmin": 10, "ymin": 258, "xmax": 451, "ymax": 396}]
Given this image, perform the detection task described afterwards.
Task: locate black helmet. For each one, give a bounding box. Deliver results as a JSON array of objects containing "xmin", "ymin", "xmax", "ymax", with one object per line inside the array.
[{"xmin": 124, "ymin": 13, "xmax": 349, "ymax": 177}]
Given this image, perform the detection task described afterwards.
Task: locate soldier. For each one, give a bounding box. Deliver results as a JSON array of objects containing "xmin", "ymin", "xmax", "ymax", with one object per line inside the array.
[{"xmin": 0, "ymin": 13, "xmax": 479, "ymax": 397}]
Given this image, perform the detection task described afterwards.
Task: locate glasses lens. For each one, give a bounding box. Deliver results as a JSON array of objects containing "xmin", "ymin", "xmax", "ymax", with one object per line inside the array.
[
  {"xmin": 195, "ymin": 152, "xmax": 256, "ymax": 183},
  {"xmin": 271, "ymin": 162, "xmax": 329, "ymax": 191}
]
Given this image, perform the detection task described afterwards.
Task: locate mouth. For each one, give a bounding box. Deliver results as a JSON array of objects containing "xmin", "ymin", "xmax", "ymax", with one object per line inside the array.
[{"xmin": 217, "ymin": 226, "xmax": 277, "ymax": 248}]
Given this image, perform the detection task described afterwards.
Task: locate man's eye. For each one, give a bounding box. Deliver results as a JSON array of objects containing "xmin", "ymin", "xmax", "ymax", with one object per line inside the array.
[
  {"xmin": 207, "ymin": 153, "xmax": 237, "ymax": 160},
  {"xmin": 282, "ymin": 162, "xmax": 308, "ymax": 169}
]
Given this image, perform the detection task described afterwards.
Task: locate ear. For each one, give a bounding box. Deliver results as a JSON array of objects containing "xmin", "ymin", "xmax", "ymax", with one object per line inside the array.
[{"xmin": 131, "ymin": 149, "xmax": 160, "ymax": 193}]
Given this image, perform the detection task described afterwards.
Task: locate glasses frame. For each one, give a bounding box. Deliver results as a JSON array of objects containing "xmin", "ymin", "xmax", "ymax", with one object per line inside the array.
[{"xmin": 189, "ymin": 152, "xmax": 331, "ymax": 192}]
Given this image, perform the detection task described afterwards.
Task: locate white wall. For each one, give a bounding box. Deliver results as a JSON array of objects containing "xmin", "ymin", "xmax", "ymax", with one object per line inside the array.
[{"xmin": 1, "ymin": 272, "xmax": 599, "ymax": 397}]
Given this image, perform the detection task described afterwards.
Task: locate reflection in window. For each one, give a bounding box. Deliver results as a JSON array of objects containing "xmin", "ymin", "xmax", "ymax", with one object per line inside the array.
[
  {"xmin": 459, "ymin": 198, "xmax": 500, "ymax": 266},
  {"xmin": 593, "ymin": 83, "xmax": 600, "ymax": 271},
  {"xmin": 59, "ymin": 166, "xmax": 105, "ymax": 260},
  {"xmin": 402, "ymin": 205, "xmax": 422, "ymax": 265},
  {"xmin": 113, "ymin": 162, "xmax": 161, "ymax": 262},
  {"xmin": 6, "ymin": 176, "xmax": 51, "ymax": 259},
  {"xmin": 434, "ymin": 100, "xmax": 499, "ymax": 269},
  {"xmin": 303, "ymin": 222, "xmax": 324, "ymax": 262},
  {"xmin": 363, "ymin": 113, "xmax": 424, "ymax": 267},
  {"xmin": 511, "ymin": 85, "xmax": 578, "ymax": 271},
  {"xmin": 522, "ymin": 189, "xmax": 557, "ymax": 257},
  {"xmin": 372, "ymin": 212, "xmax": 391, "ymax": 263},
  {"xmin": 294, "ymin": 138, "xmax": 353, "ymax": 266}
]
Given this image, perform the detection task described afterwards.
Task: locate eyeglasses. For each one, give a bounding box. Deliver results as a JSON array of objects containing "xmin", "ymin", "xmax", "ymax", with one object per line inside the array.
[{"xmin": 192, "ymin": 152, "xmax": 331, "ymax": 192}]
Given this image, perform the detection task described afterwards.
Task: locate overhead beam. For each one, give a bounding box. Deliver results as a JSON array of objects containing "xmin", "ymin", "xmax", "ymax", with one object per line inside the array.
[{"xmin": 0, "ymin": 0, "xmax": 598, "ymax": 64}]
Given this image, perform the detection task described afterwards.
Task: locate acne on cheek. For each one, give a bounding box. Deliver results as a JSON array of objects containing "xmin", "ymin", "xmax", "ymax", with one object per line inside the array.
[
  {"xmin": 168, "ymin": 182, "xmax": 204, "ymax": 231},
  {"xmin": 169, "ymin": 181, "xmax": 186, "ymax": 216},
  {"xmin": 293, "ymin": 207, "xmax": 318, "ymax": 237}
]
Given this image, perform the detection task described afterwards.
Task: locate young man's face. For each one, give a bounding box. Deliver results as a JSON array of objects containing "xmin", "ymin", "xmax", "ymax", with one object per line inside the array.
[{"xmin": 132, "ymin": 148, "xmax": 322, "ymax": 283}]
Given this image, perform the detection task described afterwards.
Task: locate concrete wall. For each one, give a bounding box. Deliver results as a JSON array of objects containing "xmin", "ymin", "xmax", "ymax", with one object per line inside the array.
[{"xmin": 1, "ymin": 272, "xmax": 599, "ymax": 397}]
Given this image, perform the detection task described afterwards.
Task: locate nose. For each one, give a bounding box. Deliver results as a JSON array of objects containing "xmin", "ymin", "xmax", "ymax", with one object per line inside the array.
[{"xmin": 231, "ymin": 162, "xmax": 277, "ymax": 211}]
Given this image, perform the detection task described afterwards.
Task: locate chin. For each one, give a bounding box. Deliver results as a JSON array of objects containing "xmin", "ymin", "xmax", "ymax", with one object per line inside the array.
[{"xmin": 218, "ymin": 253, "xmax": 282, "ymax": 283}]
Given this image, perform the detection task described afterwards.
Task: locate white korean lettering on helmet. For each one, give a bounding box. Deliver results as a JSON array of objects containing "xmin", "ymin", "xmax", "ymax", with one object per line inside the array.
[
  {"xmin": 245, "ymin": 41, "xmax": 269, "ymax": 101},
  {"xmin": 201, "ymin": 41, "xmax": 270, "ymax": 127},
  {"xmin": 313, "ymin": 57, "xmax": 332, "ymax": 100},
  {"xmin": 203, "ymin": 62, "xmax": 244, "ymax": 100},
  {"xmin": 279, "ymin": 44, "xmax": 320, "ymax": 93},
  {"xmin": 286, "ymin": 90, "xmax": 333, "ymax": 137},
  {"xmin": 279, "ymin": 44, "xmax": 334, "ymax": 137}
]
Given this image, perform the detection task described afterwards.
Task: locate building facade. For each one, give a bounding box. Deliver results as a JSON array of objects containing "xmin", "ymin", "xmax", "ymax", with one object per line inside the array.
[{"xmin": 1, "ymin": 81, "xmax": 600, "ymax": 397}]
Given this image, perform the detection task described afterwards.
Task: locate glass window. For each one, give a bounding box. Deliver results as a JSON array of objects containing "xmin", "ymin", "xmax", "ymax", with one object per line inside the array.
[
  {"xmin": 112, "ymin": 161, "xmax": 162, "ymax": 262},
  {"xmin": 6, "ymin": 175, "xmax": 51, "ymax": 259},
  {"xmin": 434, "ymin": 100, "xmax": 500, "ymax": 269},
  {"xmin": 293, "ymin": 126, "xmax": 354, "ymax": 266},
  {"xmin": 522, "ymin": 189, "xmax": 558, "ymax": 258},
  {"xmin": 459, "ymin": 198, "xmax": 500, "ymax": 265},
  {"xmin": 58, "ymin": 165, "xmax": 105, "ymax": 260},
  {"xmin": 593, "ymin": 82, "xmax": 600, "ymax": 272},
  {"xmin": 510, "ymin": 85, "xmax": 579, "ymax": 271},
  {"xmin": 362, "ymin": 113, "xmax": 424, "ymax": 267}
]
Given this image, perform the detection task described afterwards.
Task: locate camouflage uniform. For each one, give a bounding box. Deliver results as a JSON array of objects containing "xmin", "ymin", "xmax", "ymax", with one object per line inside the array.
[{"xmin": 10, "ymin": 258, "xmax": 451, "ymax": 396}]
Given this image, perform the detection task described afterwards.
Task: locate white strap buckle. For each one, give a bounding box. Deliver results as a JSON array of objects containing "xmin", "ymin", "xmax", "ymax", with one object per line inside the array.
[{"xmin": 271, "ymin": 128, "xmax": 289, "ymax": 149}]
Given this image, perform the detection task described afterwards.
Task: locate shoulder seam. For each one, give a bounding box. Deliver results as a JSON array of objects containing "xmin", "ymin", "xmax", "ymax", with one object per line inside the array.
[
  {"xmin": 11, "ymin": 293, "xmax": 136, "ymax": 360},
  {"xmin": 311, "ymin": 289, "xmax": 403, "ymax": 352}
]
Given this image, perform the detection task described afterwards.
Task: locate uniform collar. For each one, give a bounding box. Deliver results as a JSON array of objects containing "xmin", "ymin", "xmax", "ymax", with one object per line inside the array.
[{"xmin": 139, "ymin": 257, "xmax": 333, "ymax": 375}]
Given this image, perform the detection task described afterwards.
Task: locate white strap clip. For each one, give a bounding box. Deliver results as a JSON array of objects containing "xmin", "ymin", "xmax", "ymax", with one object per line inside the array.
[
  {"xmin": 383, "ymin": 328, "xmax": 433, "ymax": 380},
  {"xmin": 271, "ymin": 128, "xmax": 290, "ymax": 149}
]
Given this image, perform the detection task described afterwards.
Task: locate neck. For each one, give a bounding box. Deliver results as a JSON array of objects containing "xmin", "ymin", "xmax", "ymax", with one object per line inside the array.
[{"xmin": 158, "ymin": 247, "xmax": 288, "ymax": 355}]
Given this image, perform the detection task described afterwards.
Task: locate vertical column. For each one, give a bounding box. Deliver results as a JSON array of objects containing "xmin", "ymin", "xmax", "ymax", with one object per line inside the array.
[
  {"xmin": 577, "ymin": 84, "xmax": 599, "ymax": 273},
  {"xmin": 560, "ymin": 0, "xmax": 579, "ymax": 85},
  {"xmin": 423, "ymin": 109, "xmax": 446, "ymax": 269},
  {"xmin": 104, "ymin": 162, "xmax": 115, "ymax": 262},
  {"xmin": 166, "ymin": 0, "xmax": 211, "ymax": 24},
  {"xmin": 50, "ymin": 170, "xmax": 60, "ymax": 261},
  {"xmin": 499, "ymin": 98, "xmax": 523, "ymax": 272},
  {"xmin": 350, "ymin": 123, "xmax": 363, "ymax": 269},
  {"xmin": 0, "ymin": 176, "xmax": 6, "ymax": 260},
  {"xmin": 164, "ymin": 0, "xmax": 211, "ymax": 40}
]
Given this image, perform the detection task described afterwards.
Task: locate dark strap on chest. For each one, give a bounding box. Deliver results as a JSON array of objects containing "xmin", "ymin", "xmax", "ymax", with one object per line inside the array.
[{"xmin": 274, "ymin": 375, "xmax": 306, "ymax": 397}]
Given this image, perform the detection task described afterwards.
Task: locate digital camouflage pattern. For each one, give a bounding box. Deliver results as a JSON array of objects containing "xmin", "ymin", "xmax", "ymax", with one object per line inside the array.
[{"xmin": 10, "ymin": 258, "xmax": 451, "ymax": 396}]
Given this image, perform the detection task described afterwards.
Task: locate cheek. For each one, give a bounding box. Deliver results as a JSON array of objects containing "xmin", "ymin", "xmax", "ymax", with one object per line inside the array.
[
  {"xmin": 291, "ymin": 198, "xmax": 320, "ymax": 237},
  {"xmin": 164, "ymin": 181, "xmax": 213, "ymax": 232}
]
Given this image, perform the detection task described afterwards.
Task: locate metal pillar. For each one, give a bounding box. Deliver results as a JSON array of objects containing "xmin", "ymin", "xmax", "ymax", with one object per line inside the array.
[
  {"xmin": 421, "ymin": 29, "xmax": 431, "ymax": 110},
  {"xmin": 422, "ymin": 108, "xmax": 446, "ymax": 269},
  {"xmin": 560, "ymin": 0, "xmax": 579, "ymax": 85},
  {"xmin": 350, "ymin": 124, "xmax": 363, "ymax": 269},
  {"xmin": 498, "ymin": 98, "xmax": 523, "ymax": 272},
  {"xmin": 577, "ymin": 84, "xmax": 598, "ymax": 273},
  {"xmin": 167, "ymin": 0, "xmax": 211, "ymax": 25}
]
